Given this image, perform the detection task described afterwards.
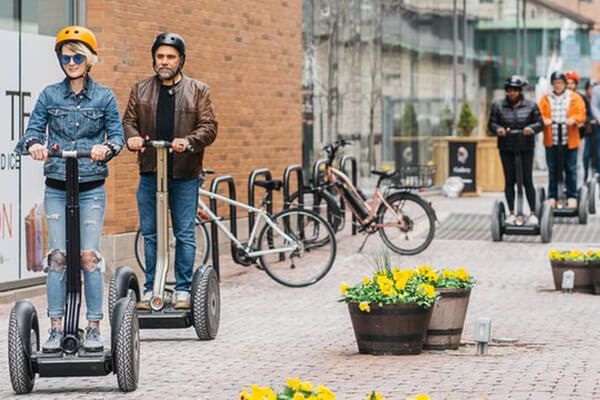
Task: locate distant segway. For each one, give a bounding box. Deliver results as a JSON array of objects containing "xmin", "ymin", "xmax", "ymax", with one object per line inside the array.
[
  {"xmin": 109, "ymin": 140, "xmax": 220, "ymax": 340},
  {"xmin": 491, "ymin": 128, "xmax": 553, "ymax": 243},
  {"xmin": 551, "ymin": 121, "xmax": 588, "ymax": 223},
  {"xmin": 8, "ymin": 147, "xmax": 139, "ymax": 394},
  {"xmin": 586, "ymin": 120, "xmax": 599, "ymax": 214}
]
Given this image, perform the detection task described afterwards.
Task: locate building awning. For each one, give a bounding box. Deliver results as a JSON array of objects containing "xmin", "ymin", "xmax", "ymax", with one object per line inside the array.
[{"xmin": 527, "ymin": 0, "xmax": 595, "ymax": 26}]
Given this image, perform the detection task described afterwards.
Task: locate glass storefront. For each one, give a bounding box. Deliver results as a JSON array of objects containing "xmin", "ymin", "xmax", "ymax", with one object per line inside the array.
[
  {"xmin": 302, "ymin": 0, "xmax": 593, "ymax": 174},
  {"xmin": 0, "ymin": 0, "xmax": 75, "ymax": 288}
]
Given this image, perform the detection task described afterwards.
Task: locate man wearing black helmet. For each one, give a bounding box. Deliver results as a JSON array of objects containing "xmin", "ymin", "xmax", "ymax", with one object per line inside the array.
[
  {"xmin": 123, "ymin": 33, "xmax": 218, "ymax": 310},
  {"xmin": 488, "ymin": 75, "xmax": 543, "ymax": 225}
]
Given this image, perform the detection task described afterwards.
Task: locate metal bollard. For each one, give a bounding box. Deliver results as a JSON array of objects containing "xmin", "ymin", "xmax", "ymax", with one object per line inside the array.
[
  {"xmin": 474, "ymin": 317, "xmax": 491, "ymax": 355},
  {"xmin": 562, "ymin": 270, "xmax": 575, "ymax": 293}
]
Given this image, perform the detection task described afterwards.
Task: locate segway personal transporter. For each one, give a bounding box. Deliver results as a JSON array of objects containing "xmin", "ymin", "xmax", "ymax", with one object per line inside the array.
[
  {"xmin": 491, "ymin": 128, "xmax": 553, "ymax": 242},
  {"xmin": 109, "ymin": 140, "xmax": 220, "ymax": 340},
  {"xmin": 586, "ymin": 120, "xmax": 599, "ymax": 214},
  {"xmin": 550, "ymin": 122, "xmax": 588, "ymax": 223},
  {"xmin": 8, "ymin": 147, "xmax": 140, "ymax": 394}
]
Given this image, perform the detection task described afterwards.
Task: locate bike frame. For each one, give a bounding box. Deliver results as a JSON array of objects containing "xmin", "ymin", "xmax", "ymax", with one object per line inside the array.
[
  {"xmin": 196, "ymin": 187, "xmax": 298, "ymax": 257},
  {"xmin": 324, "ymin": 165, "xmax": 406, "ymax": 229}
]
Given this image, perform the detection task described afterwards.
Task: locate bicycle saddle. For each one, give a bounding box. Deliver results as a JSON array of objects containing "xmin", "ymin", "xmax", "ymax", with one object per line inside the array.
[
  {"xmin": 254, "ymin": 179, "xmax": 283, "ymax": 191},
  {"xmin": 371, "ymin": 169, "xmax": 396, "ymax": 178}
]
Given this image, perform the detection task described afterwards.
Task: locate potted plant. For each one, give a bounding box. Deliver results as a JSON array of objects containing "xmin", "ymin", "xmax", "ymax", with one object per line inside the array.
[
  {"xmin": 548, "ymin": 249, "xmax": 594, "ymax": 293},
  {"xmin": 424, "ymin": 268, "xmax": 474, "ymax": 350},
  {"xmin": 340, "ymin": 258, "xmax": 437, "ymax": 355},
  {"xmin": 589, "ymin": 250, "xmax": 600, "ymax": 295}
]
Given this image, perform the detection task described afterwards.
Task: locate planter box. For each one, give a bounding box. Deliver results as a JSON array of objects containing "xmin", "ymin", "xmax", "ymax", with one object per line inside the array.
[
  {"xmin": 347, "ymin": 302, "xmax": 433, "ymax": 355},
  {"xmin": 424, "ymin": 288, "xmax": 471, "ymax": 350},
  {"xmin": 550, "ymin": 260, "xmax": 593, "ymax": 293},
  {"xmin": 589, "ymin": 261, "xmax": 600, "ymax": 295}
]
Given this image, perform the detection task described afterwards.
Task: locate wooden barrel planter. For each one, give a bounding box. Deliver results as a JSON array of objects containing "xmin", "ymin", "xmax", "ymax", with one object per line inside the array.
[
  {"xmin": 347, "ymin": 302, "xmax": 433, "ymax": 355},
  {"xmin": 589, "ymin": 261, "xmax": 600, "ymax": 295},
  {"xmin": 550, "ymin": 260, "xmax": 593, "ymax": 293},
  {"xmin": 424, "ymin": 288, "xmax": 471, "ymax": 350}
]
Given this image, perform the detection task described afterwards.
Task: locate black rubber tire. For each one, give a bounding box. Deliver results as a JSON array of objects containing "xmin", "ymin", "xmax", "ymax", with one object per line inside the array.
[
  {"xmin": 113, "ymin": 296, "xmax": 140, "ymax": 392},
  {"xmin": 377, "ymin": 191, "xmax": 436, "ymax": 255},
  {"xmin": 288, "ymin": 188, "xmax": 344, "ymax": 234},
  {"xmin": 535, "ymin": 187, "xmax": 545, "ymax": 217},
  {"xmin": 8, "ymin": 304, "xmax": 38, "ymax": 394},
  {"xmin": 134, "ymin": 219, "xmax": 210, "ymax": 278},
  {"xmin": 491, "ymin": 200, "xmax": 504, "ymax": 242},
  {"xmin": 588, "ymin": 180, "xmax": 597, "ymax": 215},
  {"xmin": 578, "ymin": 186, "xmax": 589, "ymax": 224},
  {"xmin": 258, "ymin": 208, "xmax": 337, "ymax": 288},
  {"xmin": 191, "ymin": 266, "xmax": 220, "ymax": 340},
  {"xmin": 540, "ymin": 200, "xmax": 553, "ymax": 243},
  {"xmin": 108, "ymin": 266, "xmax": 140, "ymax": 327}
]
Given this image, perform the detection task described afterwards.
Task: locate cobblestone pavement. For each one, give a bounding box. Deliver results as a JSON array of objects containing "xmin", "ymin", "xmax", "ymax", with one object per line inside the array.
[{"xmin": 1, "ymin": 193, "xmax": 600, "ymax": 399}]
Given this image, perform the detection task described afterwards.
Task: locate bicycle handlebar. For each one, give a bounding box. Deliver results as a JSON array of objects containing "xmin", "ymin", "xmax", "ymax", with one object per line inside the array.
[{"xmin": 322, "ymin": 139, "xmax": 352, "ymax": 162}]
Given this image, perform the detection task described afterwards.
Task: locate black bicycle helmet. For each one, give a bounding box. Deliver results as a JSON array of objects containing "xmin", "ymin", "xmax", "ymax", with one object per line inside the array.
[
  {"xmin": 550, "ymin": 71, "xmax": 567, "ymax": 84},
  {"xmin": 151, "ymin": 32, "xmax": 186, "ymax": 71},
  {"xmin": 504, "ymin": 75, "xmax": 528, "ymax": 90}
]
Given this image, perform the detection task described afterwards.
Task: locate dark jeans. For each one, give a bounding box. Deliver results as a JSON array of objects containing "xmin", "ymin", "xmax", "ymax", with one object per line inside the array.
[
  {"xmin": 499, "ymin": 150, "xmax": 536, "ymax": 213},
  {"xmin": 545, "ymin": 145, "xmax": 578, "ymax": 200},
  {"xmin": 583, "ymin": 125, "xmax": 600, "ymax": 181},
  {"xmin": 137, "ymin": 174, "xmax": 200, "ymax": 293}
]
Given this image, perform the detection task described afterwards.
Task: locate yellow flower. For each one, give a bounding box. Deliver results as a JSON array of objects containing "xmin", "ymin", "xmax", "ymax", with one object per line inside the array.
[
  {"xmin": 300, "ymin": 381, "xmax": 313, "ymax": 392},
  {"xmin": 415, "ymin": 395, "xmax": 430, "ymax": 400},
  {"xmin": 587, "ymin": 249, "xmax": 594, "ymax": 257},
  {"xmin": 455, "ymin": 268, "xmax": 469, "ymax": 281},
  {"xmin": 294, "ymin": 393, "xmax": 306, "ymax": 400},
  {"xmin": 442, "ymin": 269, "xmax": 455, "ymax": 279},
  {"xmin": 340, "ymin": 283, "xmax": 349, "ymax": 295},
  {"xmin": 417, "ymin": 265, "xmax": 432, "ymax": 275},
  {"xmin": 362, "ymin": 276, "xmax": 371, "ymax": 286},
  {"xmin": 359, "ymin": 302, "xmax": 371, "ymax": 313},
  {"xmin": 287, "ymin": 378, "xmax": 301, "ymax": 391},
  {"xmin": 570, "ymin": 249, "xmax": 580, "ymax": 259},
  {"xmin": 596, "ymin": 250, "xmax": 600, "ymax": 258},
  {"xmin": 315, "ymin": 385, "xmax": 335, "ymax": 400},
  {"xmin": 248, "ymin": 385, "xmax": 276, "ymax": 400},
  {"xmin": 377, "ymin": 275, "xmax": 393, "ymax": 290},
  {"xmin": 240, "ymin": 387, "xmax": 251, "ymax": 400},
  {"xmin": 426, "ymin": 270, "xmax": 439, "ymax": 283},
  {"xmin": 419, "ymin": 283, "xmax": 436, "ymax": 299}
]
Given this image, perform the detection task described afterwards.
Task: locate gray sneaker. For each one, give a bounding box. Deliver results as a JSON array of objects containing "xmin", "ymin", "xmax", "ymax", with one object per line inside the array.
[
  {"xmin": 83, "ymin": 327, "xmax": 104, "ymax": 352},
  {"xmin": 42, "ymin": 328, "xmax": 63, "ymax": 353}
]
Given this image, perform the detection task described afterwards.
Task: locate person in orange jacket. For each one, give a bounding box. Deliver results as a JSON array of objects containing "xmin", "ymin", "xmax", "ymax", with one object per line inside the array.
[{"xmin": 538, "ymin": 71, "xmax": 586, "ymax": 208}]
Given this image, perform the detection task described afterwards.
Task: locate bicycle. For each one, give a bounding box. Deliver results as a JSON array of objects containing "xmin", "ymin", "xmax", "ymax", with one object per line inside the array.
[{"xmin": 293, "ymin": 139, "xmax": 436, "ymax": 255}]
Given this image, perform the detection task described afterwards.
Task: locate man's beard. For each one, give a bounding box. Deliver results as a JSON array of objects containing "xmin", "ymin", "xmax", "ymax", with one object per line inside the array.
[{"xmin": 155, "ymin": 66, "xmax": 177, "ymax": 80}]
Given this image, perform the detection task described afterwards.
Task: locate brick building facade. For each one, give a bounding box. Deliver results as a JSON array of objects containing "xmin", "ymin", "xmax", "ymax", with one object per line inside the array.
[{"xmin": 88, "ymin": 0, "xmax": 303, "ymax": 238}]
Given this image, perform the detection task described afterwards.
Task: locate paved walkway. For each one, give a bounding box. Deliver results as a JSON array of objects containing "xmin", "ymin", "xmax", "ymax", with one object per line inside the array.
[{"xmin": 1, "ymin": 192, "xmax": 599, "ymax": 399}]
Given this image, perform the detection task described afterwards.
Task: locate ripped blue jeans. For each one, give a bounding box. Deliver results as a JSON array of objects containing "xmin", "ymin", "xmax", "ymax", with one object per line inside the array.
[{"xmin": 44, "ymin": 185, "xmax": 105, "ymax": 322}]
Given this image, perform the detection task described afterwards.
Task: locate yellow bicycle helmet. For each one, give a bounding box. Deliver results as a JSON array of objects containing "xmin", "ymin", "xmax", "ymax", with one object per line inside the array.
[{"xmin": 55, "ymin": 26, "xmax": 98, "ymax": 54}]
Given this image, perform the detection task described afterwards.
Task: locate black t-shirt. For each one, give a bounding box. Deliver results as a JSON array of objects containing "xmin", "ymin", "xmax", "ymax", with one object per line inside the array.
[{"xmin": 156, "ymin": 84, "xmax": 176, "ymax": 176}]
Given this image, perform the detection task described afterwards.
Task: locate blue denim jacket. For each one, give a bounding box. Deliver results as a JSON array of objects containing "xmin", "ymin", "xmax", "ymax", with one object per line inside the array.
[{"xmin": 14, "ymin": 77, "xmax": 125, "ymax": 182}]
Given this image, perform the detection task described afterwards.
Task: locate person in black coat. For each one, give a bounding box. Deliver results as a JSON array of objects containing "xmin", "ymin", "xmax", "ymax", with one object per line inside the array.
[{"xmin": 488, "ymin": 75, "xmax": 544, "ymax": 225}]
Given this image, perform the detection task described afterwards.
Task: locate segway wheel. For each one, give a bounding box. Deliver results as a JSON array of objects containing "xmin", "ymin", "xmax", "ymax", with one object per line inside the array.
[
  {"xmin": 491, "ymin": 200, "xmax": 505, "ymax": 242},
  {"xmin": 540, "ymin": 200, "xmax": 553, "ymax": 243},
  {"xmin": 108, "ymin": 266, "xmax": 140, "ymax": 326},
  {"xmin": 535, "ymin": 187, "xmax": 546, "ymax": 217},
  {"xmin": 8, "ymin": 301, "xmax": 39, "ymax": 394},
  {"xmin": 113, "ymin": 296, "xmax": 140, "ymax": 392},
  {"xmin": 578, "ymin": 186, "xmax": 589, "ymax": 225},
  {"xmin": 191, "ymin": 266, "xmax": 220, "ymax": 340},
  {"xmin": 588, "ymin": 180, "xmax": 597, "ymax": 215}
]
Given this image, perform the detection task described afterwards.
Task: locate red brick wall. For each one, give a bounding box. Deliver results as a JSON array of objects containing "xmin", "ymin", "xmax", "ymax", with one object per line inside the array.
[{"xmin": 87, "ymin": 0, "xmax": 303, "ymax": 234}]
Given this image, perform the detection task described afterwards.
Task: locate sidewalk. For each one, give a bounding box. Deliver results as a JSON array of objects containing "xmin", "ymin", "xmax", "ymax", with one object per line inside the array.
[{"xmin": 1, "ymin": 192, "xmax": 599, "ymax": 399}]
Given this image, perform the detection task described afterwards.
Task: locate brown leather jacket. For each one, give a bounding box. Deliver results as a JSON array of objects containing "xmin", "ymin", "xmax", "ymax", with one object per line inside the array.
[{"xmin": 123, "ymin": 74, "xmax": 217, "ymax": 179}]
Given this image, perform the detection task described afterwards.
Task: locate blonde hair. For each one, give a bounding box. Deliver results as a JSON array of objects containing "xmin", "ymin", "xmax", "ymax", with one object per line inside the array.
[{"xmin": 62, "ymin": 41, "xmax": 98, "ymax": 69}]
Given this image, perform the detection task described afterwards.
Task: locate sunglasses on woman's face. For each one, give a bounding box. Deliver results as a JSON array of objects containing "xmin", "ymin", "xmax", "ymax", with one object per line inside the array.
[{"xmin": 60, "ymin": 54, "xmax": 86, "ymax": 65}]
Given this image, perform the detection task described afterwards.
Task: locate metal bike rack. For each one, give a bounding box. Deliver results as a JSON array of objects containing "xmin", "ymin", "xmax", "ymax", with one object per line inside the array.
[
  {"xmin": 248, "ymin": 168, "xmax": 274, "ymax": 236},
  {"xmin": 341, "ymin": 155, "xmax": 358, "ymax": 235},
  {"xmin": 209, "ymin": 175, "xmax": 238, "ymax": 278},
  {"xmin": 310, "ymin": 158, "xmax": 328, "ymax": 216},
  {"xmin": 283, "ymin": 164, "xmax": 304, "ymax": 210}
]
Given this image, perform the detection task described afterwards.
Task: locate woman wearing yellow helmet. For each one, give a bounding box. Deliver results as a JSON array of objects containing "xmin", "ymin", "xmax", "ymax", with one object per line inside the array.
[{"xmin": 13, "ymin": 25, "xmax": 124, "ymax": 353}]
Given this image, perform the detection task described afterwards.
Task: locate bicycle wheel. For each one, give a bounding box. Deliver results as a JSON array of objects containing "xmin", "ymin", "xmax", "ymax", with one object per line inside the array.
[
  {"xmin": 134, "ymin": 219, "xmax": 211, "ymax": 274},
  {"xmin": 377, "ymin": 191, "xmax": 435, "ymax": 255},
  {"xmin": 257, "ymin": 208, "xmax": 337, "ymax": 287},
  {"xmin": 288, "ymin": 188, "xmax": 344, "ymax": 233}
]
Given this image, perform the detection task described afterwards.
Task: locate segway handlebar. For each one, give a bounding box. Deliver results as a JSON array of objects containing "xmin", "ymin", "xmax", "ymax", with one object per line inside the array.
[
  {"xmin": 47, "ymin": 145, "xmax": 114, "ymax": 166},
  {"xmin": 505, "ymin": 128, "xmax": 524, "ymax": 136},
  {"xmin": 142, "ymin": 140, "xmax": 194, "ymax": 153}
]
